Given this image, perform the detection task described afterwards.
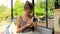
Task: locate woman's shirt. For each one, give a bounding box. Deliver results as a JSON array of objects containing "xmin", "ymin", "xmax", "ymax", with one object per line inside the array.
[{"xmin": 20, "ymin": 16, "xmax": 32, "ymax": 33}]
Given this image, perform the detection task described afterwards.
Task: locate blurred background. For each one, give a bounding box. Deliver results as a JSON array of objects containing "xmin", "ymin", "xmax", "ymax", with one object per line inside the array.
[{"xmin": 0, "ymin": 0, "xmax": 60, "ymax": 34}]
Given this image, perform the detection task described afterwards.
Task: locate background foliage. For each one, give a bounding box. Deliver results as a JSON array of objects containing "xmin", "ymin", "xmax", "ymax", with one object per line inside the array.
[{"xmin": 0, "ymin": 0, "xmax": 59, "ymax": 23}]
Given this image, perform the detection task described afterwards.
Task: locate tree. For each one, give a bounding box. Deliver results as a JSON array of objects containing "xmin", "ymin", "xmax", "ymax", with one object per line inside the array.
[
  {"xmin": 35, "ymin": 0, "xmax": 55, "ymax": 17},
  {"xmin": 35, "ymin": 0, "xmax": 46, "ymax": 17},
  {"xmin": 0, "ymin": 5, "xmax": 11, "ymax": 23},
  {"xmin": 14, "ymin": 0, "xmax": 24, "ymax": 18}
]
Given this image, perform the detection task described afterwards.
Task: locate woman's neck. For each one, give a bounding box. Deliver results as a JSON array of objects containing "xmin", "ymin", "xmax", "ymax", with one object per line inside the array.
[{"xmin": 24, "ymin": 12, "xmax": 30, "ymax": 17}]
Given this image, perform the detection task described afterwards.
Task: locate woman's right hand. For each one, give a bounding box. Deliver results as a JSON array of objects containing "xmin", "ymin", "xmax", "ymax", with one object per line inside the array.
[{"xmin": 26, "ymin": 20, "xmax": 32, "ymax": 27}]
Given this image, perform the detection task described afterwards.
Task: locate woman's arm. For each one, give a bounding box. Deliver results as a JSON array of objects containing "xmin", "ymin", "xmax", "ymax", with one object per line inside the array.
[
  {"xmin": 16, "ymin": 24, "xmax": 28, "ymax": 33},
  {"xmin": 16, "ymin": 16, "xmax": 32, "ymax": 33},
  {"xmin": 16, "ymin": 16, "xmax": 27, "ymax": 33}
]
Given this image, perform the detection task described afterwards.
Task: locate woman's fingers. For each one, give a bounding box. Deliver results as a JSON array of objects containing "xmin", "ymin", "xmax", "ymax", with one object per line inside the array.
[{"xmin": 26, "ymin": 21, "xmax": 32, "ymax": 27}]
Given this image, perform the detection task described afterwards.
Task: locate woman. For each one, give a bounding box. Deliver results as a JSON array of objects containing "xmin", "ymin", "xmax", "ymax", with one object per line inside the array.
[{"xmin": 15, "ymin": 1, "xmax": 39, "ymax": 34}]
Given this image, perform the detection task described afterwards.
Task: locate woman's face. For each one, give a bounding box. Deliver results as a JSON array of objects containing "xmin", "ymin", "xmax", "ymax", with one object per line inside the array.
[{"xmin": 25, "ymin": 9, "xmax": 33, "ymax": 15}]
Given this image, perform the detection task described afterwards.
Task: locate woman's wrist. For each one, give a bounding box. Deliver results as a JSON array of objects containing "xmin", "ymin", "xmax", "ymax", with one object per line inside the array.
[{"xmin": 25, "ymin": 25, "xmax": 28, "ymax": 27}]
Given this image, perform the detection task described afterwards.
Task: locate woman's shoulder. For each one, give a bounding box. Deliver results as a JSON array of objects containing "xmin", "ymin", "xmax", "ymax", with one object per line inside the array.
[
  {"xmin": 14, "ymin": 16, "xmax": 22, "ymax": 25},
  {"xmin": 16, "ymin": 16, "xmax": 22, "ymax": 21}
]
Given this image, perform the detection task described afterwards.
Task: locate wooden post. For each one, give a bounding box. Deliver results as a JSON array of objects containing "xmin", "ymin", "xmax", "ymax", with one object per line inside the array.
[
  {"xmin": 46, "ymin": 0, "xmax": 48, "ymax": 28},
  {"xmin": 11, "ymin": 0, "xmax": 13, "ymax": 19}
]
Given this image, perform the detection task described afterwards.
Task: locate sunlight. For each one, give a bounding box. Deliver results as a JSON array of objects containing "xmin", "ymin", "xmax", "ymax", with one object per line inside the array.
[
  {"xmin": 0, "ymin": 0, "xmax": 11, "ymax": 8},
  {"xmin": 0, "ymin": 0, "xmax": 37, "ymax": 8}
]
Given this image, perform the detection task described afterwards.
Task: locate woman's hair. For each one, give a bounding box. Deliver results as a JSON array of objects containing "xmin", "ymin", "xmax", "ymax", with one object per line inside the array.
[{"xmin": 24, "ymin": 1, "xmax": 34, "ymax": 10}]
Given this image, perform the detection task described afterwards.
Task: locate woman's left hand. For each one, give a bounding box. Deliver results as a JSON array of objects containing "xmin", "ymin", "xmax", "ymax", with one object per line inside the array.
[{"xmin": 32, "ymin": 22, "xmax": 37, "ymax": 30}]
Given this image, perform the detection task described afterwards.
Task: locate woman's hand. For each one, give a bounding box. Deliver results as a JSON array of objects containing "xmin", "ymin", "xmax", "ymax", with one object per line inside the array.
[
  {"xmin": 26, "ymin": 20, "xmax": 32, "ymax": 27},
  {"xmin": 31, "ymin": 22, "xmax": 37, "ymax": 30}
]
